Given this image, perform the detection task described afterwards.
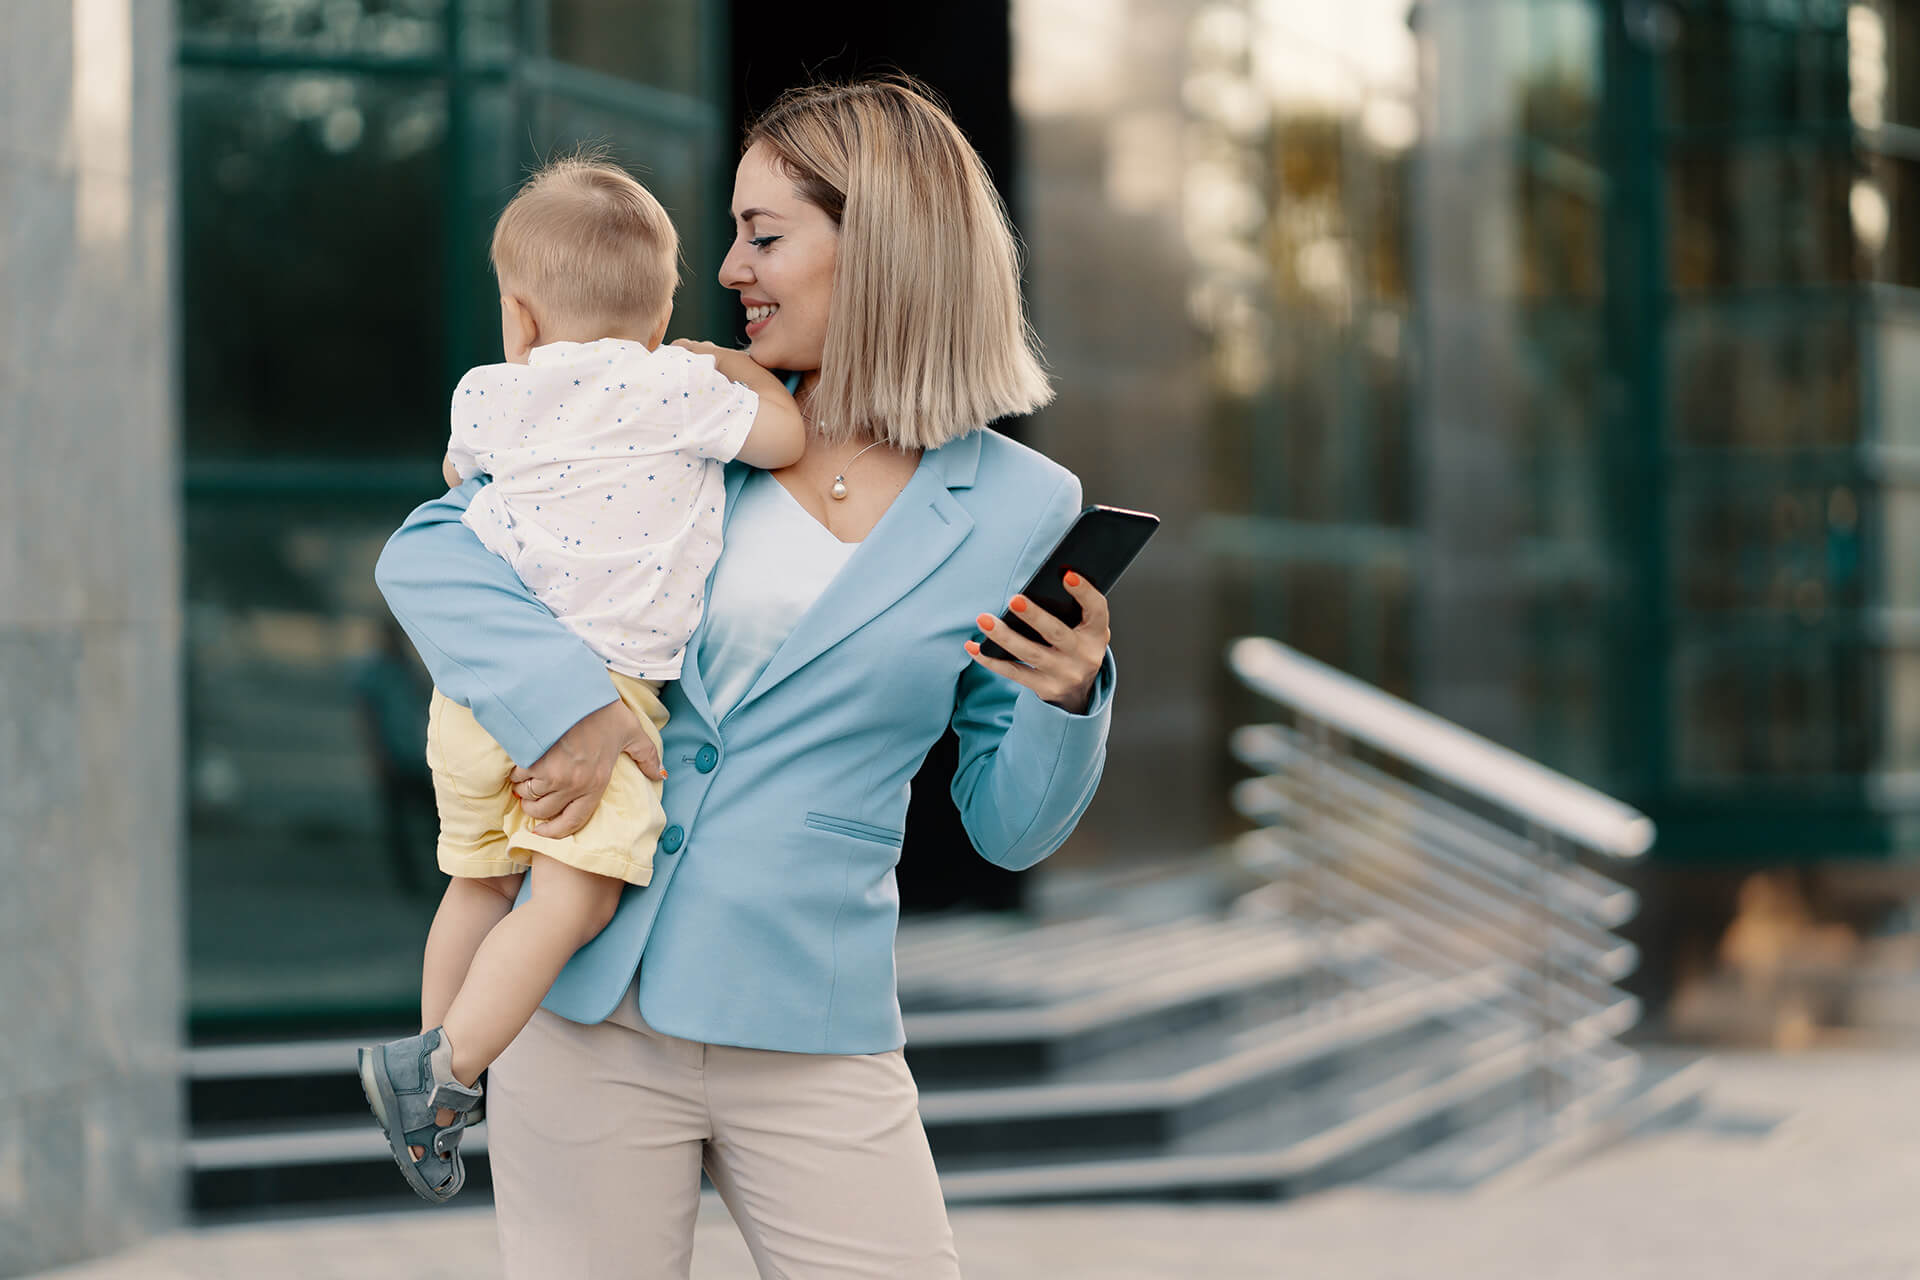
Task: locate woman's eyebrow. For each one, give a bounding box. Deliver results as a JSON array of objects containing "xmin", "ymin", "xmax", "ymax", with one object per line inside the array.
[{"xmin": 734, "ymin": 207, "xmax": 784, "ymax": 223}]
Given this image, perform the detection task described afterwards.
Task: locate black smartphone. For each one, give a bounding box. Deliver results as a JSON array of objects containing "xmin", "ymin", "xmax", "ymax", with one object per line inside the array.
[{"xmin": 977, "ymin": 504, "xmax": 1160, "ymax": 661}]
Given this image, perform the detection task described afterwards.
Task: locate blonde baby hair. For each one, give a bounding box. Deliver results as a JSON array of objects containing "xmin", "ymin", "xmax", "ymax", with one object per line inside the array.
[{"xmin": 490, "ymin": 149, "xmax": 680, "ymax": 333}]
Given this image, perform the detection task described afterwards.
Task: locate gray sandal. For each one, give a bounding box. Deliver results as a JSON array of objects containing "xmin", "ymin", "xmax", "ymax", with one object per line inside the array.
[{"xmin": 357, "ymin": 1028, "xmax": 484, "ymax": 1204}]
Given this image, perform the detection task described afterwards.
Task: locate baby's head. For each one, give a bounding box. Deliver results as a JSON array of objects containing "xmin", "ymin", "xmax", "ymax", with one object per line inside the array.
[{"xmin": 490, "ymin": 152, "xmax": 679, "ymax": 360}]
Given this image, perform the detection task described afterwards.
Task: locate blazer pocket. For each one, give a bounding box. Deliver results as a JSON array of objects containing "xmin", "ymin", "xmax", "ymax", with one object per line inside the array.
[{"xmin": 804, "ymin": 812, "xmax": 906, "ymax": 846}]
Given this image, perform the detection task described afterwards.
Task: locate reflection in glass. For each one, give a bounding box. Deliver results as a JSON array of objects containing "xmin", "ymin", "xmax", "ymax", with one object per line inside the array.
[
  {"xmin": 547, "ymin": 0, "xmax": 706, "ymax": 98},
  {"xmin": 180, "ymin": 0, "xmax": 446, "ymax": 57},
  {"xmin": 1666, "ymin": 303, "xmax": 1859, "ymax": 448},
  {"xmin": 1669, "ymin": 479, "xmax": 1865, "ymax": 615},
  {"xmin": 1673, "ymin": 641, "xmax": 1871, "ymax": 781},
  {"xmin": 1662, "ymin": 5, "xmax": 1848, "ymax": 132},
  {"xmin": 186, "ymin": 503, "xmax": 442, "ymax": 1022},
  {"xmin": 180, "ymin": 68, "xmax": 449, "ymax": 460},
  {"xmin": 1666, "ymin": 143, "xmax": 1855, "ymax": 295}
]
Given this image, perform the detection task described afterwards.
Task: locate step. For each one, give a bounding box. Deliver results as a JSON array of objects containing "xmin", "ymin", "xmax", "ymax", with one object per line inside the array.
[
  {"xmin": 904, "ymin": 920, "xmax": 1389, "ymax": 1084},
  {"xmin": 1370, "ymin": 1051, "xmax": 1712, "ymax": 1192},
  {"xmin": 190, "ymin": 978, "xmax": 1525, "ymax": 1215},
  {"xmin": 935, "ymin": 1022, "xmax": 1541, "ymax": 1202},
  {"xmin": 189, "ymin": 916, "xmax": 1374, "ymax": 1129},
  {"xmin": 916, "ymin": 968, "xmax": 1511, "ymax": 1158},
  {"xmin": 190, "ymin": 1121, "xmax": 495, "ymax": 1216}
]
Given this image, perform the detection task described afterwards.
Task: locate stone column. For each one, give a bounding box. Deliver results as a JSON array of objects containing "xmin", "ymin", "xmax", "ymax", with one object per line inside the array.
[{"xmin": 0, "ymin": 1, "xmax": 184, "ymax": 1272}]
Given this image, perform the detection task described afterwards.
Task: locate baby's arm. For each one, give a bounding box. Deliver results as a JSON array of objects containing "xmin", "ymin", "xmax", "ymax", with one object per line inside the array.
[
  {"xmin": 442, "ymin": 454, "xmax": 462, "ymax": 488},
  {"xmin": 671, "ymin": 339, "xmax": 805, "ymax": 469}
]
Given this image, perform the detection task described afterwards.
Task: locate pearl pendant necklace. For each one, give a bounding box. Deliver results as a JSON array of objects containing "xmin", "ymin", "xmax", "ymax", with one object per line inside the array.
[{"xmin": 829, "ymin": 439, "xmax": 884, "ymax": 501}]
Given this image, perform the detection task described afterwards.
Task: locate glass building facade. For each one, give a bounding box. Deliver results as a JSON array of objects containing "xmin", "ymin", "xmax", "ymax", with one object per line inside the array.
[
  {"xmin": 1199, "ymin": 0, "xmax": 1919, "ymax": 863},
  {"xmin": 175, "ymin": 0, "xmax": 1920, "ymax": 1031},
  {"xmin": 177, "ymin": 0, "xmax": 729, "ymax": 1029}
]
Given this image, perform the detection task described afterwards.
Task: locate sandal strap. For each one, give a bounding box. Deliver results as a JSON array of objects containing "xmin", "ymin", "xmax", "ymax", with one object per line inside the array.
[
  {"xmin": 430, "ymin": 1079, "xmax": 483, "ymax": 1113},
  {"xmin": 433, "ymin": 1116, "xmax": 470, "ymax": 1156}
]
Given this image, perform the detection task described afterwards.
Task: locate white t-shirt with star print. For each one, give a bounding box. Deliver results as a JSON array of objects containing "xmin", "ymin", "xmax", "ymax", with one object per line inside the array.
[{"xmin": 447, "ymin": 337, "xmax": 758, "ymax": 680}]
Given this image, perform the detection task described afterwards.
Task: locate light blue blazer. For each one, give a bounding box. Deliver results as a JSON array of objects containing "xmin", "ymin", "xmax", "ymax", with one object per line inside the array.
[{"xmin": 375, "ymin": 427, "xmax": 1116, "ymax": 1053}]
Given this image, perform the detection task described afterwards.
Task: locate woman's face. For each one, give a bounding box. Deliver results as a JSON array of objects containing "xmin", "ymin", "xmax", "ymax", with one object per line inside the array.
[{"xmin": 719, "ymin": 142, "xmax": 839, "ymax": 375}]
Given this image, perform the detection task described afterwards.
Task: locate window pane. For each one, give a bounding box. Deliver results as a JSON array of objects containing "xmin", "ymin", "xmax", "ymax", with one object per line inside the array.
[
  {"xmin": 181, "ymin": 68, "xmax": 449, "ymax": 459},
  {"xmin": 1864, "ymin": 153, "xmax": 1920, "ymax": 288},
  {"xmin": 1883, "ymin": 648, "xmax": 1920, "ymax": 772},
  {"xmin": 186, "ymin": 501, "xmax": 440, "ymax": 1022},
  {"xmin": 1880, "ymin": 485, "xmax": 1920, "ymax": 611},
  {"xmin": 1520, "ymin": 0, "xmax": 1601, "ymax": 138},
  {"xmin": 1672, "ymin": 639, "xmax": 1871, "ymax": 781},
  {"xmin": 1661, "ymin": 7, "xmax": 1848, "ymax": 133},
  {"xmin": 522, "ymin": 91, "xmax": 725, "ymax": 339},
  {"xmin": 181, "ymin": 0, "xmax": 446, "ymax": 58},
  {"xmin": 1669, "ymin": 477, "xmax": 1865, "ymax": 616},
  {"xmin": 1667, "ymin": 303, "xmax": 1859, "ymax": 448},
  {"xmin": 547, "ymin": 0, "xmax": 707, "ymax": 99},
  {"xmin": 1666, "ymin": 142, "xmax": 1856, "ymax": 295}
]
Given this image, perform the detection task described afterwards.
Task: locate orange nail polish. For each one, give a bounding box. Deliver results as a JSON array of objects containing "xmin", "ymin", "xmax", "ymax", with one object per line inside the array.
[
  {"xmin": 1011, "ymin": 596, "xmax": 1029, "ymax": 613},
  {"xmin": 965, "ymin": 640, "xmax": 981, "ymax": 654},
  {"xmin": 981, "ymin": 617, "xmax": 996, "ymax": 631},
  {"xmin": 1064, "ymin": 571, "xmax": 1082, "ymax": 587}
]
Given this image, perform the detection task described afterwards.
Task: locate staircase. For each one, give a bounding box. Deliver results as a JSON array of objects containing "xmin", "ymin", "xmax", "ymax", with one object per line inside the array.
[
  {"xmin": 187, "ymin": 910, "xmax": 1525, "ymax": 1216},
  {"xmin": 185, "ymin": 637, "xmax": 1708, "ymax": 1218}
]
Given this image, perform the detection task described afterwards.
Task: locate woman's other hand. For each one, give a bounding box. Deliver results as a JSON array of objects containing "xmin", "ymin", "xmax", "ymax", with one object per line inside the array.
[
  {"xmin": 964, "ymin": 572, "xmax": 1110, "ymax": 715},
  {"xmin": 509, "ymin": 699, "xmax": 667, "ymax": 838}
]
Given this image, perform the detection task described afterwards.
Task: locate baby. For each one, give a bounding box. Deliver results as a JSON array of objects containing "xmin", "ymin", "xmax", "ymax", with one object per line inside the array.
[{"xmin": 358, "ymin": 155, "xmax": 804, "ymax": 1203}]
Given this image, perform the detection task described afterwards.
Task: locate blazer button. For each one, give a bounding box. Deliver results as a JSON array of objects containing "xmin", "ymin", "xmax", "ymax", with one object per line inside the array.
[
  {"xmin": 660, "ymin": 825, "xmax": 685, "ymax": 855},
  {"xmin": 694, "ymin": 744, "xmax": 718, "ymax": 773}
]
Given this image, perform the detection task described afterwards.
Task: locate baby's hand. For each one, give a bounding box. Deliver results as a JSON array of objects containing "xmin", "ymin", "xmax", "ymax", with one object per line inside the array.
[
  {"xmin": 441, "ymin": 454, "xmax": 461, "ymax": 488},
  {"xmin": 670, "ymin": 338, "xmax": 729, "ymax": 360}
]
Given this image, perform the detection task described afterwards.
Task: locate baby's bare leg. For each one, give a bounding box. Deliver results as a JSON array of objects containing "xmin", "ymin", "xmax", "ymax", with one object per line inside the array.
[
  {"xmin": 438, "ymin": 854, "xmax": 624, "ymax": 1086},
  {"xmin": 420, "ymin": 873, "xmax": 524, "ymax": 1033}
]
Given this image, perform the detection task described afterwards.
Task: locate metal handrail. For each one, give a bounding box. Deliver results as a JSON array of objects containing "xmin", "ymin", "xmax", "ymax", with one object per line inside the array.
[
  {"xmin": 1229, "ymin": 637, "xmax": 1654, "ymax": 858},
  {"xmin": 1229, "ymin": 636, "xmax": 1658, "ymax": 1153}
]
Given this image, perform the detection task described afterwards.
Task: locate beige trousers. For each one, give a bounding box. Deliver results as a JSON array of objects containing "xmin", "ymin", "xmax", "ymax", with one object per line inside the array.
[{"xmin": 485, "ymin": 990, "xmax": 962, "ymax": 1279}]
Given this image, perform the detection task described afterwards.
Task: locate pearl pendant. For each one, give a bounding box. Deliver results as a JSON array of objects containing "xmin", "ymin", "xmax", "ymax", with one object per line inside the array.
[{"xmin": 830, "ymin": 476, "xmax": 849, "ymax": 500}]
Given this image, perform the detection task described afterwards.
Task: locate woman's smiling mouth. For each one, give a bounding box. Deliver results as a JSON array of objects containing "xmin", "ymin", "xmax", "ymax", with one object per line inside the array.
[{"xmin": 744, "ymin": 302, "xmax": 779, "ymax": 335}]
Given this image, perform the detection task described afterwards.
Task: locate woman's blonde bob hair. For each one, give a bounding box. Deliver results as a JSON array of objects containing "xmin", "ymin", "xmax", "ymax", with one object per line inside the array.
[{"xmin": 745, "ymin": 77, "xmax": 1053, "ymax": 450}]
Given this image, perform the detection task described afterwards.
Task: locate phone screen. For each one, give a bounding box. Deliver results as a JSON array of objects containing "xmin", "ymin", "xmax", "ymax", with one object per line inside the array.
[{"xmin": 978, "ymin": 505, "xmax": 1159, "ymax": 661}]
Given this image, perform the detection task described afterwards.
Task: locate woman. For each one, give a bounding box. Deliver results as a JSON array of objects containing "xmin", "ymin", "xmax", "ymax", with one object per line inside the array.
[{"xmin": 375, "ymin": 79, "xmax": 1117, "ymax": 1277}]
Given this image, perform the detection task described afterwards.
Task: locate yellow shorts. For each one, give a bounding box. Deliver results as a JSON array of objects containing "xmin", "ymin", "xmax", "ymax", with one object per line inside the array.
[{"xmin": 426, "ymin": 673, "xmax": 669, "ymax": 887}]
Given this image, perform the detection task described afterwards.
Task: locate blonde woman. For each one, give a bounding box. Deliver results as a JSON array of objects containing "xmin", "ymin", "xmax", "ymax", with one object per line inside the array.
[{"xmin": 376, "ymin": 78, "xmax": 1117, "ymax": 1277}]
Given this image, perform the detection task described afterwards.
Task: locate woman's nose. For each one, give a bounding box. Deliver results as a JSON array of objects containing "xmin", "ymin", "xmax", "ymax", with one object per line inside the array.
[{"xmin": 719, "ymin": 245, "xmax": 752, "ymax": 290}]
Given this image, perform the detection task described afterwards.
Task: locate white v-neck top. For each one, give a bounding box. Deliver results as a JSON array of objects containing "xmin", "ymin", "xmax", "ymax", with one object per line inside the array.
[{"xmin": 697, "ymin": 469, "xmax": 861, "ymax": 722}]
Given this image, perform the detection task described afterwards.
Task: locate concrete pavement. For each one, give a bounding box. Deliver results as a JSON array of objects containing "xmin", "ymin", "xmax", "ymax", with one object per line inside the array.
[{"xmin": 34, "ymin": 1048, "xmax": 1920, "ymax": 1279}]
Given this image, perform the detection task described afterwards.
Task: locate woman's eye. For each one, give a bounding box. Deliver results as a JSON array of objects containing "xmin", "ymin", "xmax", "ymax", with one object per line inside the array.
[{"xmin": 749, "ymin": 235, "xmax": 781, "ymax": 250}]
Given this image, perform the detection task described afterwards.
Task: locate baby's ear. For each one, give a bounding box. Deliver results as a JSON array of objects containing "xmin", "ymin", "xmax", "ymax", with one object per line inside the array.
[
  {"xmin": 501, "ymin": 294, "xmax": 539, "ymax": 363},
  {"xmin": 647, "ymin": 302, "xmax": 674, "ymax": 349}
]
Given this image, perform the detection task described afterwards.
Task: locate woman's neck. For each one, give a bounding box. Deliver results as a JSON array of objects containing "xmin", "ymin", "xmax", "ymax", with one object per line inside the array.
[{"xmin": 795, "ymin": 374, "xmax": 880, "ymax": 450}]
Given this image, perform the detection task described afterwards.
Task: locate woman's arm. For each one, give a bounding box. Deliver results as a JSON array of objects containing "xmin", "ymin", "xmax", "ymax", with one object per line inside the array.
[
  {"xmin": 373, "ymin": 479, "xmax": 620, "ymax": 766},
  {"xmin": 948, "ymin": 474, "xmax": 1118, "ymax": 870}
]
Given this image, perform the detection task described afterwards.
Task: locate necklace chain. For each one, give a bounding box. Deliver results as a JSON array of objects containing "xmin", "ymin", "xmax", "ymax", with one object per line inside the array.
[{"xmin": 828, "ymin": 438, "xmax": 885, "ymax": 501}]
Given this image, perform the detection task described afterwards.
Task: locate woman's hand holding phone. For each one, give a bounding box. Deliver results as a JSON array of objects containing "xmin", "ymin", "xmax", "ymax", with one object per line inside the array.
[{"xmin": 964, "ymin": 572, "xmax": 1111, "ymax": 715}]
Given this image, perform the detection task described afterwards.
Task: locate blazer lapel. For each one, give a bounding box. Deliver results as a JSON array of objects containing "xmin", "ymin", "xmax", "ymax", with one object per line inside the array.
[
  {"xmin": 717, "ymin": 433, "xmax": 981, "ymax": 721},
  {"xmin": 675, "ymin": 463, "xmax": 752, "ymax": 731}
]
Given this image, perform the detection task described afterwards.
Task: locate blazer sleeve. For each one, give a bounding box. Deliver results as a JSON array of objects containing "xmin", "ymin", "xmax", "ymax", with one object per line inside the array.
[
  {"xmin": 948, "ymin": 471, "xmax": 1118, "ymax": 870},
  {"xmin": 374, "ymin": 479, "xmax": 619, "ymax": 767}
]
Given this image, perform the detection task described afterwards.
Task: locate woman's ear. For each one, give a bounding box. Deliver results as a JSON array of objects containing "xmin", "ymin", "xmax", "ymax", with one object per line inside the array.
[{"xmin": 501, "ymin": 294, "xmax": 540, "ymax": 363}]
